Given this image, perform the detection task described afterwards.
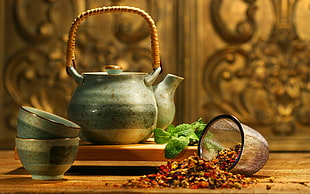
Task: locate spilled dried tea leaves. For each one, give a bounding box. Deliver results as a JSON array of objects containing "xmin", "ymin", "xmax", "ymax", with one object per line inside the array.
[{"xmin": 123, "ymin": 144, "xmax": 258, "ymax": 189}]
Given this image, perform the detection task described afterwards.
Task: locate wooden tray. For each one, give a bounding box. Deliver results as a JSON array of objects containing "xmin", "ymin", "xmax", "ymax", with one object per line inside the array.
[
  {"xmin": 77, "ymin": 144, "xmax": 197, "ymax": 161},
  {"xmin": 15, "ymin": 140, "xmax": 198, "ymax": 161}
]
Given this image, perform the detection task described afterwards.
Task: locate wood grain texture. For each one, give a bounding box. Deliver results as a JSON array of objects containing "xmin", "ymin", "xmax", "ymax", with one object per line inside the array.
[
  {"xmin": 76, "ymin": 143, "xmax": 197, "ymax": 161},
  {"xmin": 5, "ymin": 150, "xmax": 310, "ymax": 193}
]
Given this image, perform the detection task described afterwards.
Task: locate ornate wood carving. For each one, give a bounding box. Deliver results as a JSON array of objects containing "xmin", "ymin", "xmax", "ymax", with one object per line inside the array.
[
  {"xmin": 210, "ymin": 0, "xmax": 257, "ymax": 43},
  {"xmin": 202, "ymin": 0, "xmax": 310, "ymax": 137}
]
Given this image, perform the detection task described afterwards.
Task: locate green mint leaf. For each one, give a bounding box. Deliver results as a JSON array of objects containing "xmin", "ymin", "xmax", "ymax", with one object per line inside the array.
[
  {"xmin": 166, "ymin": 124, "xmax": 176, "ymax": 136},
  {"xmin": 174, "ymin": 124, "xmax": 192, "ymax": 133},
  {"xmin": 153, "ymin": 128, "xmax": 171, "ymax": 144},
  {"xmin": 192, "ymin": 118, "xmax": 207, "ymax": 138},
  {"xmin": 153, "ymin": 118, "xmax": 208, "ymax": 159},
  {"xmin": 164, "ymin": 137, "xmax": 189, "ymax": 159},
  {"xmin": 174, "ymin": 123, "xmax": 200, "ymax": 145},
  {"xmin": 176, "ymin": 128, "xmax": 199, "ymax": 141}
]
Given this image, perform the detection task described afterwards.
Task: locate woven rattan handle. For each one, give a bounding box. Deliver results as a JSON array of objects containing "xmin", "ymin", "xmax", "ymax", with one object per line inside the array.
[{"xmin": 66, "ymin": 6, "xmax": 161, "ymax": 71}]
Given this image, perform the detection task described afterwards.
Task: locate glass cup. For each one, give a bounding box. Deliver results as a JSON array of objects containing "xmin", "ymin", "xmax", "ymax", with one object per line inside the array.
[{"xmin": 198, "ymin": 114, "xmax": 269, "ymax": 175}]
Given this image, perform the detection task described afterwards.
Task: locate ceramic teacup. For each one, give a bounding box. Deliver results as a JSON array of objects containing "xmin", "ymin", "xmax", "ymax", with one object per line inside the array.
[
  {"xmin": 15, "ymin": 137, "xmax": 80, "ymax": 180},
  {"xmin": 17, "ymin": 106, "xmax": 80, "ymax": 139}
]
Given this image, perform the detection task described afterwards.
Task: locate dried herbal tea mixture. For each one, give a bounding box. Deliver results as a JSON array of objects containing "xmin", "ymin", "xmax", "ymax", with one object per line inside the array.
[
  {"xmin": 123, "ymin": 144, "xmax": 258, "ymax": 189},
  {"xmin": 213, "ymin": 143, "xmax": 242, "ymax": 170}
]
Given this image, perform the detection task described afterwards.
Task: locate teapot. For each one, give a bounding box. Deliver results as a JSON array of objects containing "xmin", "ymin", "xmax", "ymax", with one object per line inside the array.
[{"xmin": 66, "ymin": 6, "xmax": 183, "ymax": 144}]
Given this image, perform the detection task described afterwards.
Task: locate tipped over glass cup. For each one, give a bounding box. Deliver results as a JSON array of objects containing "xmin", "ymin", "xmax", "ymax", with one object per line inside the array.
[{"xmin": 198, "ymin": 115, "xmax": 269, "ymax": 175}]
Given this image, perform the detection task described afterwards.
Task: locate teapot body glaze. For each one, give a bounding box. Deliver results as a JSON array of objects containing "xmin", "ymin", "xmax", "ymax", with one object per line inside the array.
[
  {"xmin": 68, "ymin": 72, "xmax": 158, "ymax": 144},
  {"xmin": 66, "ymin": 6, "xmax": 183, "ymax": 144}
]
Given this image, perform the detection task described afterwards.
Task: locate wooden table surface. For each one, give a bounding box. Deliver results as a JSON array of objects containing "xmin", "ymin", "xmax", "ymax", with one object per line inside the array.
[{"xmin": 1, "ymin": 150, "xmax": 310, "ymax": 193}]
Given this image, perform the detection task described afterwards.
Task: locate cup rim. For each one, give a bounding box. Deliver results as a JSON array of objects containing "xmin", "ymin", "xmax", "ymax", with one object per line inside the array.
[
  {"xmin": 15, "ymin": 136, "xmax": 80, "ymax": 141},
  {"xmin": 20, "ymin": 106, "xmax": 80, "ymax": 130},
  {"xmin": 197, "ymin": 114, "xmax": 245, "ymax": 171}
]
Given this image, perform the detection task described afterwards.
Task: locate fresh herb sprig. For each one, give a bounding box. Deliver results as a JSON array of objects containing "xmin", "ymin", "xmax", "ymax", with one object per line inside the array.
[{"xmin": 153, "ymin": 118, "xmax": 206, "ymax": 159}]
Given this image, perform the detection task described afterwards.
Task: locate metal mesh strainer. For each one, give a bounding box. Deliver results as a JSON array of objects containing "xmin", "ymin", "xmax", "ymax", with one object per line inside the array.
[{"xmin": 198, "ymin": 114, "xmax": 269, "ymax": 175}]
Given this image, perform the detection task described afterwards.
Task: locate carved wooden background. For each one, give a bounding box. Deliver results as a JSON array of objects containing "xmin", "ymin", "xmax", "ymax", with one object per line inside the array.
[{"xmin": 1, "ymin": 0, "xmax": 310, "ymax": 150}]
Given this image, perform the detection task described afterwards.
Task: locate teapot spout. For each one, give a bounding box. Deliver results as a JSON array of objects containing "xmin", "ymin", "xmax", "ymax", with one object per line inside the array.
[{"xmin": 153, "ymin": 74, "xmax": 184, "ymax": 129}]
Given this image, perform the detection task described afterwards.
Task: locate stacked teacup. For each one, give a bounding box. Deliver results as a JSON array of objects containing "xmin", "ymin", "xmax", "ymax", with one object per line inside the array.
[{"xmin": 15, "ymin": 106, "xmax": 81, "ymax": 180}]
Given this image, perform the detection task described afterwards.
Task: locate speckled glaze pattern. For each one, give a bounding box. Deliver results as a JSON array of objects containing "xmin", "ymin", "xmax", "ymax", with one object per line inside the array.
[
  {"xmin": 68, "ymin": 73, "xmax": 158, "ymax": 144},
  {"xmin": 15, "ymin": 137, "xmax": 79, "ymax": 180},
  {"xmin": 17, "ymin": 106, "xmax": 80, "ymax": 139}
]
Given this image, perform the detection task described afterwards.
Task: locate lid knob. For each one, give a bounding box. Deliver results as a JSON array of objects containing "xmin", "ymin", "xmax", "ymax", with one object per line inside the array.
[{"xmin": 104, "ymin": 65, "xmax": 123, "ymax": 74}]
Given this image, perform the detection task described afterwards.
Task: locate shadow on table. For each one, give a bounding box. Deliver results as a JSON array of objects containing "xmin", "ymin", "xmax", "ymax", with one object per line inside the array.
[
  {"xmin": 0, "ymin": 176, "xmax": 70, "ymax": 185},
  {"xmin": 5, "ymin": 167, "xmax": 28, "ymax": 175},
  {"xmin": 67, "ymin": 165, "xmax": 158, "ymax": 175},
  {"xmin": 5, "ymin": 166, "xmax": 158, "ymax": 176},
  {"xmin": 5, "ymin": 166, "xmax": 271, "ymax": 179}
]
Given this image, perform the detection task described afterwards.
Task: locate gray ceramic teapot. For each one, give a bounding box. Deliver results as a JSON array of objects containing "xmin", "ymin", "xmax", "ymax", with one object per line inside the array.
[{"xmin": 66, "ymin": 6, "xmax": 183, "ymax": 144}]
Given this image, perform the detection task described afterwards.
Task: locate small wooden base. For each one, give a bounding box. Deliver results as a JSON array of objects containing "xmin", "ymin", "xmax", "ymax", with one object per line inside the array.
[
  {"xmin": 15, "ymin": 141, "xmax": 198, "ymax": 161},
  {"xmin": 77, "ymin": 143, "xmax": 197, "ymax": 161}
]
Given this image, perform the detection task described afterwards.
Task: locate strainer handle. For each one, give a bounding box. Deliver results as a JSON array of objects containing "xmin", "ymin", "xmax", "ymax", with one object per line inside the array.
[{"xmin": 66, "ymin": 6, "xmax": 161, "ymax": 73}]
